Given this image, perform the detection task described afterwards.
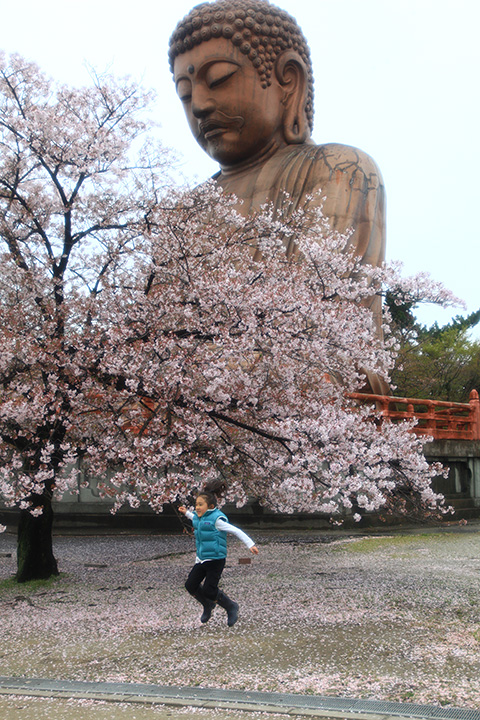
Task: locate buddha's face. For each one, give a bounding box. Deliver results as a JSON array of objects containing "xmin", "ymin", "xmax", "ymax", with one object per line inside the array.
[{"xmin": 174, "ymin": 38, "xmax": 286, "ymax": 168}]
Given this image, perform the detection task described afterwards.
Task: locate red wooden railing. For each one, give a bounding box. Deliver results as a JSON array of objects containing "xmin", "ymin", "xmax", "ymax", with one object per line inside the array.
[
  {"xmin": 116, "ymin": 388, "xmax": 480, "ymax": 442},
  {"xmin": 349, "ymin": 389, "xmax": 480, "ymax": 441}
]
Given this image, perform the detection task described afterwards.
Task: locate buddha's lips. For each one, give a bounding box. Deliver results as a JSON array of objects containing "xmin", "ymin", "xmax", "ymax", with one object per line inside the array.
[{"xmin": 199, "ymin": 113, "xmax": 244, "ymax": 140}]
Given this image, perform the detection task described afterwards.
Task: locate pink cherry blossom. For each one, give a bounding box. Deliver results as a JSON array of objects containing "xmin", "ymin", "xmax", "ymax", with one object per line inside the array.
[{"xmin": 0, "ymin": 54, "xmax": 458, "ymax": 572}]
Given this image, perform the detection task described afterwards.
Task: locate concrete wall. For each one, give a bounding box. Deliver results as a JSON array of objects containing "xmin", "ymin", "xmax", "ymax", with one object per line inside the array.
[
  {"xmin": 3, "ymin": 440, "xmax": 480, "ymax": 529},
  {"xmin": 424, "ymin": 440, "xmax": 480, "ymax": 506}
]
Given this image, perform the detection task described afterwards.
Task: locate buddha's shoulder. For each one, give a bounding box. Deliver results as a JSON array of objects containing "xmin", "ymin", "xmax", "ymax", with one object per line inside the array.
[{"xmin": 297, "ymin": 142, "xmax": 383, "ymax": 178}]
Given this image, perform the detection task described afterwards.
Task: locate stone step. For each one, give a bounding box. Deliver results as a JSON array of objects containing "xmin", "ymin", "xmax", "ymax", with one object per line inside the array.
[{"xmin": 444, "ymin": 496, "xmax": 477, "ymax": 509}]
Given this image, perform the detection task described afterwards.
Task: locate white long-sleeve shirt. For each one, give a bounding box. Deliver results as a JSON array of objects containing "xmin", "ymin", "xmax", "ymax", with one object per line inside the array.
[{"xmin": 185, "ymin": 509, "xmax": 255, "ymax": 562}]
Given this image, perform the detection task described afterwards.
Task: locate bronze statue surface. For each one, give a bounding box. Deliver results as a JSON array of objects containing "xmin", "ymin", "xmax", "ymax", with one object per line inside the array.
[{"xmin": 170, "ymin": 0, "xmax": 387, "ymax": 394}]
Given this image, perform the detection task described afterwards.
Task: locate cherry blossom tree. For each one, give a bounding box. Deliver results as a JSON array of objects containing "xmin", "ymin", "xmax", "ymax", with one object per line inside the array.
[
  {"xmin": 0, "ymin": 53, "xmax": 171, "ymax": 580},
  {"xmin": 78, "ymin": 183, "xmax": 457, "ymax": 525},
  {"xmin": 0, "ymin": 53, "xmax": 458, "ymax": 583}
]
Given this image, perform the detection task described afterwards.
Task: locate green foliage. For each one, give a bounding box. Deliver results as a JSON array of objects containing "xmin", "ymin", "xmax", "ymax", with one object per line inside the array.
[
  {"xmin": 385, "ymin": 290, "xmax": 416, "ymax": 335},
  {"xmin": 391, "ymin": 308, "xmax": 480, "ymax": 402}
]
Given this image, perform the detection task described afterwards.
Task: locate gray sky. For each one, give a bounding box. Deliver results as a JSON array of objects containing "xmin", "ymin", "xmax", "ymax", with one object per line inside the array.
[{"xmin": 1, "ymin": 0, "xmax": 479, "ymax": 330}]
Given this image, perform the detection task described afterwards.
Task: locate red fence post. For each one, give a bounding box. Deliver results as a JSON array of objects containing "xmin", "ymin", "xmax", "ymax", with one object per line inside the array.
[{"xmin": 470, "ymin": 389, "xmax": 480, "ymax": 441}]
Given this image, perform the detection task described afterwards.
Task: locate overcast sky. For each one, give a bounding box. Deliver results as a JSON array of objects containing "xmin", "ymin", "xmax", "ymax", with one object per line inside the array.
[{"xmin": 1, "ymin": 0, "xmax": 478, "ymax": 331}]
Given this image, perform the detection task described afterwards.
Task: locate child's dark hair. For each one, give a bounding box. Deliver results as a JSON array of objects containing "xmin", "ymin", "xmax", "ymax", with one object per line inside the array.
[{"xmin": 197, "ymin": 479, "xmax": 227, "ymax": 507}]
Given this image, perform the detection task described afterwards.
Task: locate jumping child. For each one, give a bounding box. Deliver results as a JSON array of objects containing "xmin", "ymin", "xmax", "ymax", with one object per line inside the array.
[{"xmin": 178, "ymin": 480, "xmax": 259, "ymax": 627}]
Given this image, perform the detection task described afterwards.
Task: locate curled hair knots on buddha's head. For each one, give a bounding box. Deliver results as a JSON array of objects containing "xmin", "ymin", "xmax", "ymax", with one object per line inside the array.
[
  {"xmin": 168, "ymin": 0, "xmax": 314, "ymax": 132},
  {"xmin": 197, "ymin": 478, "xmax": 228, "ymax": 507}
]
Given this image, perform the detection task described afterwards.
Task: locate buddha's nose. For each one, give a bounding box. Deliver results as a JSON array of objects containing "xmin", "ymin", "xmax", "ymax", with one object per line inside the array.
[{"xmin": 191, "ymin": 87, "xmax": 215, "ymax": 118}]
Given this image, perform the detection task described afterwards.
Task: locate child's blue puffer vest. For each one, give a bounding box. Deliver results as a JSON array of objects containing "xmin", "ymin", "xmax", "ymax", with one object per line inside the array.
[{"xmin": 192, "ymin": 508, "xmax": 228, "ymax": 561}]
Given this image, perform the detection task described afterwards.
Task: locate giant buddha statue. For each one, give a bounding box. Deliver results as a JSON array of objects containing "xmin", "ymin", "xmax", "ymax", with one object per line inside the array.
[{"xmin": 169, "ymin": 0, "xmax": 388, "ymax": 394}]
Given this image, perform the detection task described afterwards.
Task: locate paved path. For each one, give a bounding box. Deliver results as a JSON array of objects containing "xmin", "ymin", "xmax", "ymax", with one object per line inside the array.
[{"xmin": 1, "ymin": 677, "xmax": 480, "ymax": 720}]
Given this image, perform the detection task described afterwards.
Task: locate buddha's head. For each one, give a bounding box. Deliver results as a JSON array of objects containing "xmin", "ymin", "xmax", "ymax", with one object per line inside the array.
[{"xmin": 169, "ymin": 0, "xmax": 314, "ymax": 169}]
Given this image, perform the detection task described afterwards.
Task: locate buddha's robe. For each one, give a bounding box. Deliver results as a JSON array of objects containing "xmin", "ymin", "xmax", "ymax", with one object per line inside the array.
[{"xmin": 215, "ymin": 142, "xmax": 388, "ymax": 395}]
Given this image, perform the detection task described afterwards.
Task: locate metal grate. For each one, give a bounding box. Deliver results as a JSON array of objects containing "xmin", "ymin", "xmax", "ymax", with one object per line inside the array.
[{"xmin": 1, "ymin": 677, "xmax": 479, "ymax": 720}]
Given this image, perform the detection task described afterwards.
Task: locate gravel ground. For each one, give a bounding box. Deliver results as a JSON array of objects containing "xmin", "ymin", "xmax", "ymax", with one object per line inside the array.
[
  {"xmin": 0, "ymin": 695, "xmax": 307, "ymax": 720},
  {"xmin": 1, "ymin": 522, "xmax": 480, "ymax": 711}
]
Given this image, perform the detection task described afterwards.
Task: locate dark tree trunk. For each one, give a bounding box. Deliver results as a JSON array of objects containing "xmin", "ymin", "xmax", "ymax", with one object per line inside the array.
[{"xmin": 16, "ymin": 493, "xmax": 58, "ymax": 582}]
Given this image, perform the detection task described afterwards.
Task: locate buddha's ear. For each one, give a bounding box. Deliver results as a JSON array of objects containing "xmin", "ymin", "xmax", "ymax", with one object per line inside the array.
[{"xmin": 274, "ymin": 51, "xmax": 310, "ymax": 144}]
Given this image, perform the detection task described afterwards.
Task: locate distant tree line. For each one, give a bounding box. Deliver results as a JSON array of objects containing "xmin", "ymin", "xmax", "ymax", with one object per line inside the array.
[{"xmin": 388, "ymin": 295, "xmax": 480, "ymax": 403}]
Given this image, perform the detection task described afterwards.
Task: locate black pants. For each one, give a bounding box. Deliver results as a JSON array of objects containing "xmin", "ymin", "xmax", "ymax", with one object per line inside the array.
[{"xmin": 185, "ymin": 558, "xmax": 226, "ymax": 603}]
